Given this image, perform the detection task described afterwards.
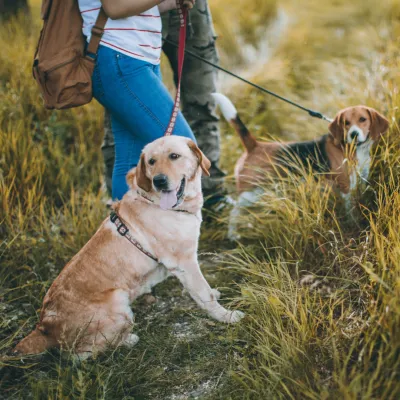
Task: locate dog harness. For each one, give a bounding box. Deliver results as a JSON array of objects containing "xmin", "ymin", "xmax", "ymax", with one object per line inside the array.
[
  {"xmin": 110, "ymin": 211, "xmax": 159, "ymax": 262},
  {"xmin": 110, "ymin": 202, "xmax": 194, "ymax": 263}
]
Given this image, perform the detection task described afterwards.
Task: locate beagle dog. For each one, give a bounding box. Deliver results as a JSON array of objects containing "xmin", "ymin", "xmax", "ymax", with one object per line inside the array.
[
  {"xmin": 15, "ymin": 136, "xmax": 244, "ymax": 359},
  {"xmin": 212, "ymin": 93, "xmax": 389, "ymax": 237}
]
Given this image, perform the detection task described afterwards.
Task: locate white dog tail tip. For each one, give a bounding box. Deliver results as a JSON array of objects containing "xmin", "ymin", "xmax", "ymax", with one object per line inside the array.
[{"xmin": 212, "ymin": 93, "xmax": 257, "ymax": 152}]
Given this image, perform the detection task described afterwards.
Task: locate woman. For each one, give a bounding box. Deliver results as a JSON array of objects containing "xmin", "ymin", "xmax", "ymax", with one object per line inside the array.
[{"xmin": 78, "ymin": 0, "xmax": 196, "ymax": 200}]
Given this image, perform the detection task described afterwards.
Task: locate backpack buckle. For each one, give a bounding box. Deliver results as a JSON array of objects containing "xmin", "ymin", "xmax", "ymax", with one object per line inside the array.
[
  {"xmin": 91, "ymin": 25, "xmax": 104, "ymax": 38},
  {"xmin": 85, "ymin": 53, "xmax": 97, "ymax": 61}
]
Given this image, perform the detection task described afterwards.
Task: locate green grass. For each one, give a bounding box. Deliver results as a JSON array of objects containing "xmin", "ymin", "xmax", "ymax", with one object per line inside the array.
[{"xmin": 1, "ymin": 0, "xmax": 400, "ymax": 398}]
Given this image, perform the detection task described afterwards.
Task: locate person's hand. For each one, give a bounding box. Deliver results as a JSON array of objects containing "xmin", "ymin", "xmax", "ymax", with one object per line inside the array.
[
  {"xmin": 181, "ymin": 0, "xmax": 195, "ymax": 10},
  {"xmin": 158, "ymin": 0, "xmax": 195, "ymax": 13}
]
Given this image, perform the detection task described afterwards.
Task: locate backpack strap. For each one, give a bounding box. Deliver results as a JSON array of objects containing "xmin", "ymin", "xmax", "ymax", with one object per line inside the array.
[{"xmin": 86, "ymin": 7, "xmax": 108, "ymax": 58}]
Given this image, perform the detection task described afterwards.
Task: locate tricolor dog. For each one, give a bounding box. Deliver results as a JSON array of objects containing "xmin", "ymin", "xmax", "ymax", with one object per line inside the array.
[
  {"xmin": 213, "ymin": 93, "xmax": 389, "ymax": 238},
  {"xmin": 15, "ymin": 136, "xmax": 244, "ymax": 359}
]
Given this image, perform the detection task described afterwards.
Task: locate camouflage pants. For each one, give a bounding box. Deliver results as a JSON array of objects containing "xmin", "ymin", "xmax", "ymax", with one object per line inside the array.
[{"xmin": 102, "ymin": 0, "xmax": 223, "ymax": 196}]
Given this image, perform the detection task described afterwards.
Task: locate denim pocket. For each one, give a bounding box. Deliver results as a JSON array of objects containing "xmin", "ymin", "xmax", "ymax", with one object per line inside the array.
[{"xmin": 115, "ymin": 52, "xmax": 149, "ymax": 77}]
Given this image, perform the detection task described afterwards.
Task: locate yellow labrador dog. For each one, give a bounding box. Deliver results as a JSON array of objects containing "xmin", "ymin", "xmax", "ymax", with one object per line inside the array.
[{"xmin": 15, "ymin": 136, "xmax": 244, "ymax": 358}]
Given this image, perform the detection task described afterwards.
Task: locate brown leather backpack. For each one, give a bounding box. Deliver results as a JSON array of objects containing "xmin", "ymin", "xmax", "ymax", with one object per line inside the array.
[{"xmin": 33, "ymin": 0, "xmax": 107, "ymax": 110}]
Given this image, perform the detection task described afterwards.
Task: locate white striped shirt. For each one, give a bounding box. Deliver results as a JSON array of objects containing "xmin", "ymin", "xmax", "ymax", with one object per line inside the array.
[{"xmin": 78, "ymin": 0, "xmax": 162, "ymax": 64}]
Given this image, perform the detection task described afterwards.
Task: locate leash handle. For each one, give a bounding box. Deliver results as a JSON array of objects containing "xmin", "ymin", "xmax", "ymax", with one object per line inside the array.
[{"xmin": 164, "ymin": 1, "xmax": 187, "ymax": 136}]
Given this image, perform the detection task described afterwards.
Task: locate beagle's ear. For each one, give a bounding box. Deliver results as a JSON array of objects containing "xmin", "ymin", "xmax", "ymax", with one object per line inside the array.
[
  {"xmin": 328, "ymin": 111, "xmax": 345, "ymax": 146},
  {"xmin": 136, "ymin": 153, "xmax": 152, "ymax": 192},
  {"xmin": 187, "ymin": 140, "xmax": 211, "ymax": 176},
  {"xmin": 366, "ymin": 107, "xmax": 389, "ymax": 140},
  {"xmin": 126, "ymin": 168, "xmax": 136, "ymax": 189}
]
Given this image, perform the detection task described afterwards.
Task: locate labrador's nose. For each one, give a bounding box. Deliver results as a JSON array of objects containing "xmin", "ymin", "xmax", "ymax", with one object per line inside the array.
[
  {"xmin": 350, "ymin": 131, "xmax": 359, "ymax": 140},
  {"xmin": 153, "ymin": 174, "xmax": 169, "ymax": 190}
]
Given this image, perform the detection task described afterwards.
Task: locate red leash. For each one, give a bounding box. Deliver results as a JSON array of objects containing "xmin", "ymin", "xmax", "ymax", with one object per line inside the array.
[{"xmin": 164, "ymin": 0, "xmax": 188, "ymax": 136}]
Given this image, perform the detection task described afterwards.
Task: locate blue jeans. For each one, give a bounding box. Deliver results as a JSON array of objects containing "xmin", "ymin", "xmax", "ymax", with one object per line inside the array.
[{"xmin": 92, "ymin": 45, "xmax": 196, "ymax": 200}]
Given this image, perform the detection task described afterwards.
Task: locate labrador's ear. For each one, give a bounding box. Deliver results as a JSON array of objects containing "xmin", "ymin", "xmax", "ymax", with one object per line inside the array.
[
  {"xmin": 136, "ymin": 154, "xmax": 152, "ymax": 192},
  {"xmin": 187, "ymin": 140, "xmax": 211, "ymax": 176},
  {"xmin": 328, "ymin": 110, "xmax": 345, "ymax": 146},
  {"xmin": 126, "ymin": 168, "xmax": 137, "ymax": 189},
  {"xmin": 366, "ymin": 107, "xmax": 389, "ymax": 140}
]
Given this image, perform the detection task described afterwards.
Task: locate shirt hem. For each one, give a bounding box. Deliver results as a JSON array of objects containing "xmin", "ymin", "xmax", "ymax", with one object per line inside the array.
[{"xmin": 100, "ymin": 41, "xmax": 161, "ymax": 65}]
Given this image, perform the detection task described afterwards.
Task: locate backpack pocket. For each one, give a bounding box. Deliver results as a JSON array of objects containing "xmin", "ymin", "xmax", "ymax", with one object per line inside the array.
[{"xmin": 35, "ymin": 48, "xmax": 95, "ymax": 109}]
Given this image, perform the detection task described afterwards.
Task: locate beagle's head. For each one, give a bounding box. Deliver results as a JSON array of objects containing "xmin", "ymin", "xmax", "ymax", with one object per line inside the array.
[
  {"xmin": 130, "ymin": 136, "xmax": 210, "ymax": 210},
  {"xmin": 329, "ymin": 106, "xmax": 389, "ymax": 147}
]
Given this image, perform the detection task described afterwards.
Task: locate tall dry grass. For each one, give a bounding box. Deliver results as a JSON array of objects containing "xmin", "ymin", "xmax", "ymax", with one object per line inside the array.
[
  {"xmin": 211, "ymin": 0, "xmax": 278, "ymax": 66},
  {"xmin": 212, "ymin": 0, "xmax": 400, "ymax": 398},
  {"xmin": 0, "ymin": 2, "xmax": 278, "ymax": 398}
]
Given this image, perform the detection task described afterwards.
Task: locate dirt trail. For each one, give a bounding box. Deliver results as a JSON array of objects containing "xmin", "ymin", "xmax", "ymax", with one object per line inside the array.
[{"xmin": 131, "ymin": 252, "xmax": 236, "ymax": 400}]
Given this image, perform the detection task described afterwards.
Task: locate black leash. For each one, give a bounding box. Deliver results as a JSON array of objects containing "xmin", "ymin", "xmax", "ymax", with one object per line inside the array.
[{"xmin": 164, "ymin": 38, "xmax": 333, "ymax": 123}]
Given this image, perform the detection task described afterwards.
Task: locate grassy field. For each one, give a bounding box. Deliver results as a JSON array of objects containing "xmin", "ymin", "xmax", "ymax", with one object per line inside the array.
[{"xmin": 1, "ymin": 0, "xmax": 400, "ymax": 399}]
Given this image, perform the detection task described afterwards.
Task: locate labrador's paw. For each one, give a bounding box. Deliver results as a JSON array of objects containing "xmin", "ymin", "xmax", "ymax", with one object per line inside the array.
[
  {"xmin": 215, "ymin": 309, "xmax": 245, "ymax": 324},
  {"xmin": 227, "ymin": 310, "xmax": 245, "ymax": 323},
  {"xmin": 121, "ymin": 334, "xmax": 139, "ymax": 348}
]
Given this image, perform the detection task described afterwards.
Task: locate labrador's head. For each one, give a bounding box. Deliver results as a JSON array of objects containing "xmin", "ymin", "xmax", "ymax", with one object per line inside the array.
[
  {"xmin": 329, "ymin": 106, "xmax": 389, "ymax": 147},
  {"xmin": 131, "ymin": 136, "xmax": 210, "ymax": 210}
]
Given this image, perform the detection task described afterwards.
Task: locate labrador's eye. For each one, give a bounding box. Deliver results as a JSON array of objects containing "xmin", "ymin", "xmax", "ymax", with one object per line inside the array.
[
  {"xmin": 169, "ymin": 153, "xmax": 180, "ymax": 160},
  {"xmin": 359, "ymin": 117, "xmax": 366, "ymax": 122},
  {"xmin": 345, "ymin": 120, "xmax": 350, "ymax": 126},
  {"xmin": 148, "ymin": 158, "xmax": 156, "ymax": 166}
]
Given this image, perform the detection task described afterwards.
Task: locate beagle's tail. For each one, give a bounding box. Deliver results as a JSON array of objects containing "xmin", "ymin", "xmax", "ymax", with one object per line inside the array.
[
  {"xmin": 212, "ymin": 93, "xmax": 257, "ymax": 152},
  {"xmin": 14, "ymin": 328, "xmax": 55, "ymax": 355}
]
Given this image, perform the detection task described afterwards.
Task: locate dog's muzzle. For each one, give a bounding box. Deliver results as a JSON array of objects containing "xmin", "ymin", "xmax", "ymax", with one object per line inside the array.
[
  {"xmin": 349, "ymin": 130, "xmax": 359, "ymax": 141},
  {"xmin": 157, "ymin": 176, "xmax": 186, "ymax": 210},
  {"xmin": 347, "ymin": 126, "xmax": 368, "ymax": 146},
  {"xmin": 153, "ymin": 174, "xmax": 169, "ymax": 191}
]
